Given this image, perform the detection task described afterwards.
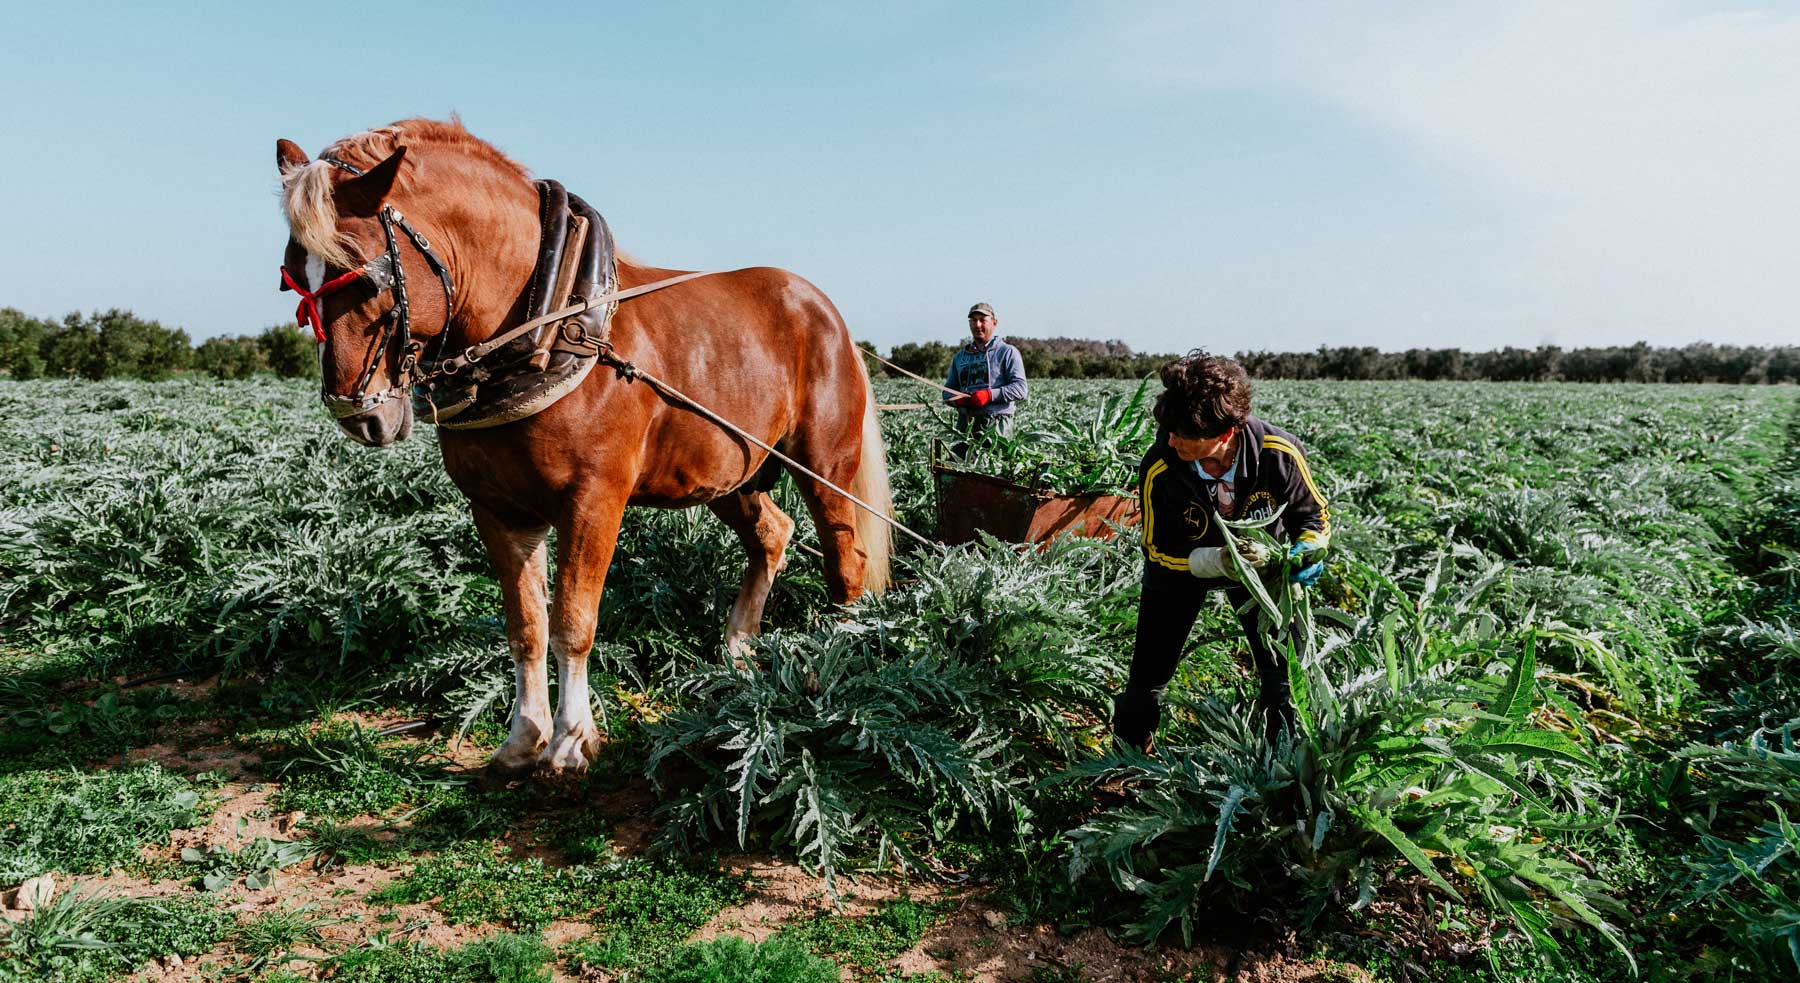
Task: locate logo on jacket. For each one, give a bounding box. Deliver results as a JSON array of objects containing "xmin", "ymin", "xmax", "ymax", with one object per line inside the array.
[
  {"xmin": 1182, "ymin": 503, "xmax": 1209, "ymax": 532},
  {"xmin": 1242, "ymin": 490, "xmax": 1277, "ymax": 523}
]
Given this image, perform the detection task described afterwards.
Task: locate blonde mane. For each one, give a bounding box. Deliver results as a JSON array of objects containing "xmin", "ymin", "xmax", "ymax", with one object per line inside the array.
[{"xmin": 279, "ymin": 116, "xmax": 532, "ymax": 270}]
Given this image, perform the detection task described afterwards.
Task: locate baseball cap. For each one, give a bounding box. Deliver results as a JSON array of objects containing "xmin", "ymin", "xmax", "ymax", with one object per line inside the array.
[{"xmin": 968, "ymin": 303, "xmax": 995, "ymax": 318}]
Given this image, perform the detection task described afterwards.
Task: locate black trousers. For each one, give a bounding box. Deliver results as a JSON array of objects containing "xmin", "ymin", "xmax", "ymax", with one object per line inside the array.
[{"xmin": 1113, "ymin": 566, "xmax": 1295, "ymax": 745}]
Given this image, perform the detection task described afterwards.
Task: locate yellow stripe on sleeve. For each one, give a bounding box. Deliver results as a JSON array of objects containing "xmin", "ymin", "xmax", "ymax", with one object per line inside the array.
[
  {"xmin": 1141, "ymin": 459, "xmax": 1192, "ymax": 571},
  {"xmin": 1262, "ymin": 435, "xmax": 1331, "ymax": 540}
]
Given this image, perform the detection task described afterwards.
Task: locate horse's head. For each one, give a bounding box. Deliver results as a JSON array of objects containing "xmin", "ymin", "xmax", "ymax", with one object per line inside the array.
[{"xmin": 276, "ymin": 137, "xmax": 451, "ymax": 447}]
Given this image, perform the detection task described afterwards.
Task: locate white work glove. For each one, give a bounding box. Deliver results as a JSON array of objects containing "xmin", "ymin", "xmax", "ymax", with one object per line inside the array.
[
  {"xmin": 1187, "ymin": 541, "xmax": 1272, "ymax": 579},
  {"xmin": 1188, "ymin": 546, "xmax": 1236, "ymax": 579}
]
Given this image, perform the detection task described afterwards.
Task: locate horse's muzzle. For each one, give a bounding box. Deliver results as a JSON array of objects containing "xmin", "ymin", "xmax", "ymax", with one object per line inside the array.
[{"xmin": 336, "ymin": 398, "xmax": 415, "ymax": 447}]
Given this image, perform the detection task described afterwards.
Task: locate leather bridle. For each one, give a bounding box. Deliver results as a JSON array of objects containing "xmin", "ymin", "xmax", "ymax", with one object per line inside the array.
[
  {"xmin": 279, "ymin": 155, "xmax": 455, "ymax": 419},
  {"xmin": 281, "ymin": 157, "xmax": 721, "ymax": 424}
]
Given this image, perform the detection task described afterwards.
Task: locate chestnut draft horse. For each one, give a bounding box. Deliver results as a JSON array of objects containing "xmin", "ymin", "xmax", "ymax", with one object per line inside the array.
[{"xmin": 274, "ymin": 118, "xmax": 892, "ymax": 779}]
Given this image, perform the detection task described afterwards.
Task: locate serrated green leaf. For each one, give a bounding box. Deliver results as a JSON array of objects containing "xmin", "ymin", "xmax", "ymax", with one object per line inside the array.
[
  {"xmin": 1351, "ymin": 805, "xmax": 1464, "ymax": 902},
  {"xmin": 1483, "ymin": 728, "xmax": 1594, "ymax": 768}
]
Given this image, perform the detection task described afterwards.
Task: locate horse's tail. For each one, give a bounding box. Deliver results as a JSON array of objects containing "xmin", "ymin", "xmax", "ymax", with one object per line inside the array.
[{"xmin": 851, "ymin": 366, "xmax": 893, "ymax": 595}]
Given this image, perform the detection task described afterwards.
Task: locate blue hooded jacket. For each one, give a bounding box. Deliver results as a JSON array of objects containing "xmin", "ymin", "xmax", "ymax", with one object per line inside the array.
[{"xmin": 941, "ymin": 337, "xmax": 1028, "ymax": 417}]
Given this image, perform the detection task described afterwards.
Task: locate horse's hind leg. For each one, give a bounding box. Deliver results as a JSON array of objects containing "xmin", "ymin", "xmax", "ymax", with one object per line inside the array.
[
  {"xmin": 471, "ymin": 507, "xmax": 552, "ymax": 779},
  {"xmin": 708, "ymin": 489, "xmax": 795, "ymax": 654},
  {"xmin": 788, "ymin": 462, "xmax": 868, "ymax": 605}
]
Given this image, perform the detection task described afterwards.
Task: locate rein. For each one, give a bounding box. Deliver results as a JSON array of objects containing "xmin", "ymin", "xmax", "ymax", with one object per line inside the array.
[{"xmin": 590, "ymin": 343, "xmax": 941, "ymax": 552}]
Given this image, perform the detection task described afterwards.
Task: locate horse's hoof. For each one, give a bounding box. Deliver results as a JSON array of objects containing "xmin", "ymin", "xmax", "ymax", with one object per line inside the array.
[
  {"xmin": 480, "ymin": 757, "xmax": 535, "ymax": 789},
  {"xmin": 530, "ymin": 752, "xmax": 594, "ymax": 796},
  {"xmin": 536, "ymin": 727, "xmax": 600, "ymax": 776},
  {"xmin": 529, "ymin": 766, "xmax": 587, "ymax": 795}
]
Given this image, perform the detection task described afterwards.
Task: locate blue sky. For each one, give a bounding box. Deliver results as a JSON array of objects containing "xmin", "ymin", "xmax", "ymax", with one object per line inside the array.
[{"xmin": 1, "ymin": 2, "xmax": 1794, "ymax": 353}]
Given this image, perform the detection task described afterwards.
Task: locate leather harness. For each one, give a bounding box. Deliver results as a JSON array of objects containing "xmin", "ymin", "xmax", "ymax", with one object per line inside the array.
[{"xmin": 285, "ymin": 158, "xmax": 714, "ymax": 428}]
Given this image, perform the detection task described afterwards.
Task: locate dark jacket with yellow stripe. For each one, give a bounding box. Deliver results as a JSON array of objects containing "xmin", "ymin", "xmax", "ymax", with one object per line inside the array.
[{"xmin": 1137, "ymin": 417, "xmax": 1331, "ymax": 577}]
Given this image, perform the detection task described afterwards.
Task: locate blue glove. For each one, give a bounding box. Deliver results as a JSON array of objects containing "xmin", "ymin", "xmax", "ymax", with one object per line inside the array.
[{"xmin": 1288, "ymin": 539, "xmax": 1325, "ymax": 586}]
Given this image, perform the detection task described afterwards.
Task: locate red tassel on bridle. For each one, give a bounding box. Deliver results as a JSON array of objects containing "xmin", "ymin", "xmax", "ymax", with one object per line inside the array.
[{"xmin": 279, "ymin": 264, "xmax": 365, "ymax": 343}]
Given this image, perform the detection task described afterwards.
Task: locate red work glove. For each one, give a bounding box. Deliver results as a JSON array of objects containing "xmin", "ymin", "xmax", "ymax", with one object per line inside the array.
[{"xmin": 971, "ymin": 389, "xmax": 993, "ymax": 407}]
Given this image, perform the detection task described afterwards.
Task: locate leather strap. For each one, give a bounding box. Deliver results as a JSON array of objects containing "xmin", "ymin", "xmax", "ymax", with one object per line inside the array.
[
  {"xmin": 426, "ymin": 270, "xmax": 718, "ymax": 379},
  {"xmin": 525, "ymin": 180, "xmax": 571, "ymax": 344}
]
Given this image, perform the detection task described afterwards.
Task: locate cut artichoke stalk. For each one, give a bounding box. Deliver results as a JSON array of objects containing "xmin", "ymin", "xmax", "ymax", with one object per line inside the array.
[{"xmin": 1234, "ymin": 539, "xmax": 1272, "ymax": 568}]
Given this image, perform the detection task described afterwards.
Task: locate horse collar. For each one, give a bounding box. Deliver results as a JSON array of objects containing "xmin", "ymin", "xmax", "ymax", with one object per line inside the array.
[{"xmin": 408, "ymin": 180, "xmax": 621, "ymax": 430}]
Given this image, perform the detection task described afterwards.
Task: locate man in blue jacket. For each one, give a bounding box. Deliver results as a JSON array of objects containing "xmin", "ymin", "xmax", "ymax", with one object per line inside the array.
[{"xmin": 942, "ymin": 302, "xmax": 1028, "ymax": 442}]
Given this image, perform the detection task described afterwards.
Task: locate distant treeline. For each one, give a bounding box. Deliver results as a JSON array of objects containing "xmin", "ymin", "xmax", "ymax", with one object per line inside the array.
[
  {"xmin": 883, "ymin": 337, "xmax": 1800, "ymax": 384},
  {"xmin": 7, "ymin": 308, "xmax": 1795, "ymax": 386},
  {"xmin": 0, "ymin": 307, "xmax": 317, "ymax": 380}
]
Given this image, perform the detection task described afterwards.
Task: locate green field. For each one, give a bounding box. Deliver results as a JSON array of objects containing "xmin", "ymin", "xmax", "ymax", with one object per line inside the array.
[{"xmin": 1, "ymin": 377, "xmax": 1796, "ymax": 982}]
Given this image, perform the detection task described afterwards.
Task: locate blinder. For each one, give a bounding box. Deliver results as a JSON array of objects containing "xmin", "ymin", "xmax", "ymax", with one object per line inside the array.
[{"xmin": 280, "ymin": 155, "xmax": 456, "ymax": 419}]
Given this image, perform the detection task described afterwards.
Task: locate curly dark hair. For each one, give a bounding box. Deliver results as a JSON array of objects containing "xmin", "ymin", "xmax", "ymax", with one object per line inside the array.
[{"xmin": 1153, "ymin": 350, "xmax": 1253, "ymax": 438}]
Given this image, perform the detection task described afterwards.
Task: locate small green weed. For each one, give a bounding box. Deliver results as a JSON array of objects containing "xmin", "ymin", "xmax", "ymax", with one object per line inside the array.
[
  {"xmin": 781, "ymin": 897, "xmax": 953, "ymax": 974},
  {"xmin": 262, "ymin": 721, "xmax": 463, "ymax": 818},
  {"xmin": 295, "ymin": 815, "xmax": 413, "ymax": 867},
  {"xmin": 180, "ymin": 819, "xmax": 316, "ymax": 891},
  {"xmin": 405, "ymin": 784, "xmax": 532, "ymax": 841},
  {"xmin": 229, "ymin": 902, "xmax": 340, "ymax": 976},
  {"xmin": 369, "ymin": 841, "xmax": 567, "ymax": 929},
  {"xmin": 0, "ymin": 887, "xmax": 231, "ymax": 983},
  {"xmin": 0, "ymin": 764, "xmax": 215, "ymax": 882},
  {"xmin": 638, "ymin": 934, "xmax": 839, "ymax": 983},
  {"xmin": 111, "ymin": 893, "xmax": 235, "ymax": 970},
  {"xmin": 323, "ymin": 931, "xmax": 553, "ymax": 983},
  {"xmin": 370, "ymin": 841, "xmax": 746, "ymax": 963}
]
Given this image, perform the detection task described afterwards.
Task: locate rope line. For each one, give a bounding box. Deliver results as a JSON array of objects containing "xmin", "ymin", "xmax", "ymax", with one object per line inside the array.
[
  {"xmin": 858, "ymin": 346, "xmax": 965, "ymax": 399},
  {"xmin": 606, "ymin": 352, "xmax": 943, "ymax": 553}
]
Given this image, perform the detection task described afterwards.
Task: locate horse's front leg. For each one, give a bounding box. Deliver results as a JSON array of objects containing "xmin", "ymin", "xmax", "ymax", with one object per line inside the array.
[
  {"xmin": 539, "ymin": 492, "xmax": 629, "ymax": 776},
  {"xmin": 472, "ymin": 507, "xmax": 552, "ymax": 779}
]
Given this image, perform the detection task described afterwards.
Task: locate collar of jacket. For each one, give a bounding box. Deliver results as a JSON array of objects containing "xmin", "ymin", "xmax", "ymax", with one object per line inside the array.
[
  {"xmin": 1151, "ymin": 419, "xmax": 1263, "ymax": 497},
  {"xmin": 965, "ymin": 336, "xmax": 1002, "ymax": 353}
]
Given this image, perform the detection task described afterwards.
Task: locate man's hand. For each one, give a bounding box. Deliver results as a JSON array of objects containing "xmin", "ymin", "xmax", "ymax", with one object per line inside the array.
[
  {"xmin": 970, "ymin": 389, "xmax": 993, "ymax": 407},
  {"xmin": 1288, "ymin": 539, "xmax": 1325, "ymax": 586}
]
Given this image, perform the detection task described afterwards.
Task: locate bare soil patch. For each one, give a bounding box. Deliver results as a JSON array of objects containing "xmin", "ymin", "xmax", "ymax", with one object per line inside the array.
[{"xmin": 14, "ymin": 704, "xmax": 1367, "ymax": 983}]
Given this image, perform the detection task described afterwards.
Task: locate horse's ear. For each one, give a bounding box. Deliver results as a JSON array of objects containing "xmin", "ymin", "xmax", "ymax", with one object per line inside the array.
[
  {"xmin": 276, "ymin": 139, "xmax": 309, "ymax": 172},
  {"xmin": 337, "ymin": 147, "xmax": 407, "ymax": 215}
]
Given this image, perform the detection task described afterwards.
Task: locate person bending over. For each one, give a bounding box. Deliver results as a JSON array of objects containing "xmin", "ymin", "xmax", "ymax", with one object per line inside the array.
[{"xmin": 1113, "ymin": 350, "xmax": 1330, "ymax": 749}]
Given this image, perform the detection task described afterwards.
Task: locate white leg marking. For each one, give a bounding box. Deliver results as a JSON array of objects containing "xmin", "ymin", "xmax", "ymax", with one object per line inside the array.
[
  {"xmin": 489, "ymin": 529, "xmax": 551, "ymax": 775},
  {"xmin": 540, "ymin": 629, "xmax": 600, "ymax": 773}
]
